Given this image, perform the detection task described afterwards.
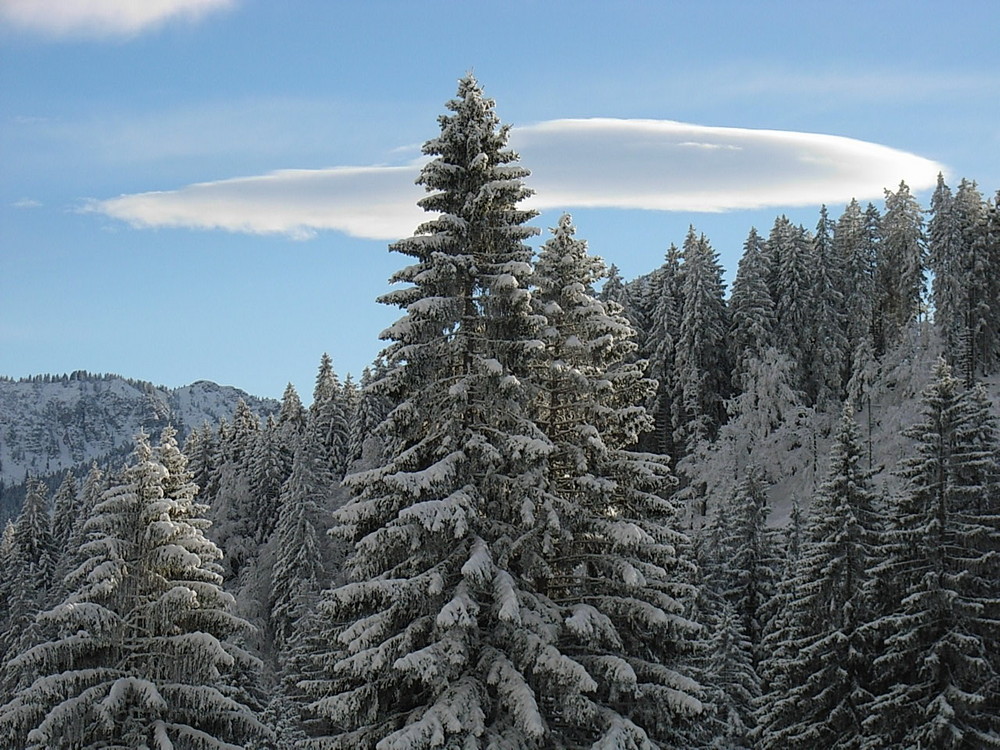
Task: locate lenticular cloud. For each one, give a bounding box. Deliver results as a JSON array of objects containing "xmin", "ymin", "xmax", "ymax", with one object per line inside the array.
[
  {"xmin": 90, "ymin": 118, "xmax": 944, "ymax": 241},
  {"xmin": 0, "ymin": 0, "xmax": 235, "ymax": 37},
  {"xmin": 517, "ymin": 119, "xmax": 943, "ymax": 212}
]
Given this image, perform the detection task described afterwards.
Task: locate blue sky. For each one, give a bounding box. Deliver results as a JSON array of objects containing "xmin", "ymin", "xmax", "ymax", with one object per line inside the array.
[{"xmin": 2, "ymin": 0, "xmax": 998, "ymax": 401}]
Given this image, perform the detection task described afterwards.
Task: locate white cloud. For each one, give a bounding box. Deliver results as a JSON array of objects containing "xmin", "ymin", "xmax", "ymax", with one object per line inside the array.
[
  {"xmin": 88, "ymin": 118, "xmax": 946, "ymax": 241},
  {"xmin": 0, "ymin": 0, "xmax": 235, "ymax": 38},
  {"xmin": 12, "ymin": 198, "xmax": 42, "ymax": 208},
  {"xmin": 516, "ymin": 119, "xmax": 944, "ymax": 212},
  {"xmin": 90, "ymin": 166, "xmax": 427, "ymax": 241}
]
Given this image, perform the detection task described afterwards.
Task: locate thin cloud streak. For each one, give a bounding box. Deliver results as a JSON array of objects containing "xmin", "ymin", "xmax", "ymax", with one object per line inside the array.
[
  {"xmin": 0, "ymin": 0, "xmax": 235, "ymax": 38},
  {"xmin": 89, "ymin": 119, "xmax": 946, "ymax": 241}
]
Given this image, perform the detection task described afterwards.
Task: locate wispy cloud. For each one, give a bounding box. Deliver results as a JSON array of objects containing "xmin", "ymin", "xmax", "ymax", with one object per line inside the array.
[
  {"xmin": 11, "ymin": 198, "xmax": 42, "ymax": 209},
  {"xmin": 0, "ymin": 0, "xmax": 236, "ymax": 38},
  {"xmin": 87, "ymin": 118, "xmax": 945, "ymax": 241}
]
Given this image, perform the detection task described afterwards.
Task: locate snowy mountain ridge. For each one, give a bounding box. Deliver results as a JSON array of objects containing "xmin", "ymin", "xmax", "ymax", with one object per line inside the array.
[{"xmin": 0, "ymin": 372, "xmax": 278, "ymax": 487}]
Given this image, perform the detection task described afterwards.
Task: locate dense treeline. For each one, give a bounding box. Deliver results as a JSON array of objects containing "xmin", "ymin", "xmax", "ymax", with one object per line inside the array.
[{"xmin": 1, "ymin": 76, "xmax": 998, "ymax": 748}]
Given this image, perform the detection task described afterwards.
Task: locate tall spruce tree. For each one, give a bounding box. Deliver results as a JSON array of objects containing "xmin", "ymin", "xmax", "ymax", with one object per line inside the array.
[
  {"xmin": 864, "ymin": 360, "xmax": 1000, "ymax": 748},
  {"xmin": 807, "ymin": 205, "xmax": 848, "ymax": 407},
  {"xmin": 729, "ymin": 227, "xmax": 775, "ymax": 392},
  {"xmin": 347, "ymin": 360, "xmax": 393, "ymax": 469},
  {"xmin": 530, "ymin": 213, "xmax": 702, "ymax": 745},
  {"xmin": 875, "ymin": 181, "xmax": 925, "ymax": 354},
  {"xmin": 309, "ymin": 353, "xmax": 351, "ymax": 480},
  {"xmin": 270, "ymin": 437, "xmax": 332, "ymax": 652},
  {"xmin": 767, "ymin": 216, "xmax": 814, "ymax": 400},
  {"xmin": 675, "ymin": 227, "xmax": 730, "ymax": 450},
  {"xmin": 299, "ymin": 74, "xmax": 597, "ymax": 749},
  {"xmin": 49, "ymin": 471, "xmax": 78, "ymax": 553},
  {"xmin": 835, "ymin": 199, "xmax": 876, "ymax": 371},
  {"xmin": 759, "ymin": 407, "xmax": 881, "ymax": 749},
  {"xmin": 0, "ymin": 479, "xmax": 55, "ymax": 671},
  {"xmin": 930, "ymin": 177, "xmax": 996, "ymax": 384},
  {"xmin": 640, "ymin": 244, "xmax": 684, "ymax": 459}
]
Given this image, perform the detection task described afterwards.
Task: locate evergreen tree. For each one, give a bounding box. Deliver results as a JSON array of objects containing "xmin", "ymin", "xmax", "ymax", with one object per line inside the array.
[
  {"xmin": 531, "ymin": 213, "xmax": 703, "ymax": 744},
  {"xmin": 270, "ymin": 438, "xmax": 333, "ymax": 651},
  {"xmin": 183, "ymin": 423, "xmax": 218, "ymax": 504},
  {"xmin": 835, "ymin": 199, "xmax": 876, "ymax": 369},
  {"xmin": 718, "ymin": 468, "xmax": 780, "ymax": 668},
  {"xmin": 347, "ymin": 360, "xmax": 393, "ymax": 469},
  {"xmin": 309, "ymin": 353, "xmax": 351, "ymax": 479},
  {"xmin": 807, "ymin": 205, "xmax": 848, "ymax": 407},
  {"xmin": 299, "ymin": 74, "xmax": 571, "ymax": 749},
  {"xmin": 0, "ymin": 431, "xmax": 266, "ymax": 748},
  {"xmin": 52, "ymin": 463, "xmax": 107, "ymax": 603},
  {"xmin": 875, "ymin": 181, "xmax": 925, "ymax": 354},
  {"xmin": 864, "ymin": 360, "xmax": 1000, "ymax": 748},
  {"xmin": 599, "ymin": 263, "xmax": 628, "ymax": 308},
  {"xmin": 768, "ymin": 216, "xmax": 813, "ymax": 399},
  {"xmin": 243, "ymin": 417, "xmax": 289, "ymax": 543},
  {"xmin": 729, "ymin": 227, "xmax": 775, "ymax": 391},
  {"xmin": 49, "ymin": 470, "xmax": 78, "ymax": 552},
  {"xmin": 760, "ymin": 407, "xmax": 881, "ymax": 749},
  {"xmin": 640, "ymin": 243, "xmax": 684, "ymax": 458},
  {"xmin": 278, "ymin": 381, "xmax": 308, "ymax": 438},
  {"xmin": 0, "ymin": 479, "xmax": 55, "ymax": 669},
  {"xmin": 930, "ymin": 177, "xmax": 996, "ymax": 384},
  {"xmin": 675, "ymin": 227, "xmax": 730, "ymax": 450},
  {"xmin": 980, "ymin": 191, "xmax": 1000, "ymax": 375},
  {"xmin": 702, "ymin": 599, "xmax": 758, "ymax": 750},
  {"xmin": 211, "ymin": 400, "xmax": 261, "ymax": 577},
  {"xmin": 754, "ymin": 497, "xmax": 806, "ymax": 745}
]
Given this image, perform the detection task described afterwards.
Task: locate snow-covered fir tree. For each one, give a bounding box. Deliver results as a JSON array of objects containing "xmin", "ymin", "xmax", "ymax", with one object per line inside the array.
[
  {"xmin": 269, "ymin": 437, "xmax": 333, "ymax": 651},
  {"xmin": 757, "ymin": 406, "xmax": 882, "ymax": 749},
  {"xmin": 713, "ymin": 468, "xmax": 781, "ymax": 668},
  {"xmin": 875, "ymin": 180, "xmax": 925, "ymax": 355},
  {"xmin": 767, "ymin": 216, "xmax": 813, "ymax": 400},
  {"xmin": 864, "ymin": 359, "xmax": 1000, "ymax": 748},
  {"xmin": 530, "ymin": 213, "xmax": 703, "ymax": 745},
  {"xmin": 210, "ymin": 400, "xmax": 262, "ymax": 577},
  {"xmin": 184, "ymin": 422, "xmax": 219, "ymax": 504},
  {"xmin": 929, "ymin": 176, "xmax": 998, "ymax": 384},
  {"xmin": 0, "ymin": 430, "xmax": 267, "ymax": 748},
  {"xmin": 0, "ymin": 479, "xmax": 55, "ymax": 670},
  {"xmin": 49, "ymin": 471, "xmax": 78, "ymax": 553},
  {"xmin": 278, "ymin": 381, "xmax": 308, "ymax": 441},
  {"xmin": 729, "ymin": 227, "xmax": 775, "ymax": 392},
  {"xmin": 347, "ymin": 359, "xmax": 393, "ymax": 469},
  {"xmin": 675, "ymin": 227, "xmax": 730, "ymax": 450},
  {"xmin": 693, "ymin": 502, "xmax": 760, "ymax": 750},
  {"xmin": 698, "ymin": 598, "xmax": 758, "ymax": 750},
  {"xmin": 48, "ymin": 462, "xmax": 108, "ymax": 606},
  {"xmin": 753, "ymin": 498, "xmax": 806, "ymax": 747},
  {"xmin": 299, "ymin": 74, "xmax": 561, "ymax": 748},
  {"xmin": 806, "ymin": 205, "xmax": 848, "ymax": 407},
  {"xmin": 298, "ymin": 75, "xmax": 704, "ymax": 749},
  {"xmin": 247, "ymin": 416, "xmax": 292, "ymax": 543},
  {"xmin": 639, "ymin": 243, "xmax": 684, "ymax": 459},
  {"xmin": 309, "ymin": 353, "xmax": 351, "ymax": 480},
  {"xmin": 834, "ymin": 199, "xmax": 877, "ymax": 371}
]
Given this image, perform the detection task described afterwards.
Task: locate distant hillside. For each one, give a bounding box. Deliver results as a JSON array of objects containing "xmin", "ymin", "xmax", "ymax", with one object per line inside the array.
[{"xmin": 0, "ymin": 371, "xmax": 278, "ymax": 489}]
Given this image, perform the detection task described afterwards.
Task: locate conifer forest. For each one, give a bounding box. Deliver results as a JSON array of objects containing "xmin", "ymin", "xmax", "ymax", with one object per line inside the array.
[{"xmin": 2, "ymin": 75, "xmax": 1000, "ymax": 748}]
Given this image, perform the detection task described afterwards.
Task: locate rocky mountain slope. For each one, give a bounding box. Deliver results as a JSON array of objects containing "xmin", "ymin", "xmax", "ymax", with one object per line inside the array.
[{"xmin": 0, "ymin": 371, "xmax": 277, "ymax": 489}]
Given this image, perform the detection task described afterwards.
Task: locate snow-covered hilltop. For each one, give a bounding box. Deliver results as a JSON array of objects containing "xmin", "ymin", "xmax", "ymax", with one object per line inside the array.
[{"xmin": 0, "ymin": 372, "xmax": 277, "ymax": 487}]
